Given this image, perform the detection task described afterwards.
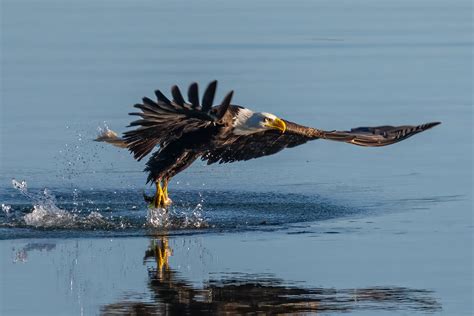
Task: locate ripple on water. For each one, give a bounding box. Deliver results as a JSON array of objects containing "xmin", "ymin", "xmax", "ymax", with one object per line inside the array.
[{"xmin": 0, "ymin": 179, "xmax": 363, "ymax": 239}]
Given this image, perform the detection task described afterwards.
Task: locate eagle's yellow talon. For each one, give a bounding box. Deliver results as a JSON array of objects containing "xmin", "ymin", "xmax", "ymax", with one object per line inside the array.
[
  {"xmin": 162, "ymin": 179, "xmax": 173, "ymax": 206},
  {"xmin": 149, "ymin": 180, "xmax": 167, "ymax": 209}
]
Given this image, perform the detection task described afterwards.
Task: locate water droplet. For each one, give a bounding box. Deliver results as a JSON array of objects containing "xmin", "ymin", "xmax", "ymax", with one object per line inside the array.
[{"xmin": 1, "ymin": 204, "xmax": 11, "ymax": 214}]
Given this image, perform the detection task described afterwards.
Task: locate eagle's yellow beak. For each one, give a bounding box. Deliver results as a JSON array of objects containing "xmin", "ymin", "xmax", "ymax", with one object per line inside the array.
[{"xmin": 266, "ymin": 117, "xmax": 286, "ymax": 133}]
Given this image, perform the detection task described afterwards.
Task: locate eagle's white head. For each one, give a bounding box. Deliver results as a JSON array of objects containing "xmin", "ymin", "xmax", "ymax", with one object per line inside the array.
[{"xmin": 232, "ymin": 108, "xmax": 287, "ymax": 136}]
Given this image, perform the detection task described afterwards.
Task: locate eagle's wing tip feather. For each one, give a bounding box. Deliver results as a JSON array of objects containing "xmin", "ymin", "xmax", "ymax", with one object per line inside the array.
[
  {"xmin": 171, "ymin": 85, "xmax": 186, "ymax": 106},
  {"xmin": 188, "ymin": 82, "xmax": 200, "ymax": 108},
  {"xmin": 154, "ymin": 89, "xmax": 171, "ymax": 105},
  {"xmin": 215, "ymin": 90, "xmax": 234, "ymax": 119},
  {"xmin": 202, "ymin": 80, "xmax": 218, "ymax": 112},
  {"xmin": 425, "ymin": 121, "xmax": 441, "ymax": 128}
]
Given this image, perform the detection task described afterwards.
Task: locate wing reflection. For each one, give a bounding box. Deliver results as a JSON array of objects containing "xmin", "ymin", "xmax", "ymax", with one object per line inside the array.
[{"xmin": 101, "ymin": 236, "xmax": 441, "ymax": 315}]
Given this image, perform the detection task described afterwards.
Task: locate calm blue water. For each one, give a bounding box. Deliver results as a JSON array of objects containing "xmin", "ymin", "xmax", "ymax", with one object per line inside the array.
[{"xmin": 1, "ymin": 0, "xmax": 472, "ymax": 315}]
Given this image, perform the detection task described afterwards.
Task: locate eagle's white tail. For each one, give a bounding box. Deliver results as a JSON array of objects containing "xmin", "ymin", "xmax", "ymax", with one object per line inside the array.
[{"xmin": 94, "ymin": 128, "xmax": 128, "ymax": 148}]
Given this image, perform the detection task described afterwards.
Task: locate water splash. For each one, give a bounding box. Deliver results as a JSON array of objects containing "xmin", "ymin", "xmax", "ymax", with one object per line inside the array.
[
  {"xmin": 146, "ymin": 191, "xmax": 207, "ymax": 229},
  {"xmin": 12, "ymin": 178, "xmax": 68, "ymax": 227},
  {"xmin": 54, "ymin": 125, "xmax": 109, "ymax": 187},
  {"xmin": 11, "ymin": 179, "xmax": 109, "ymax": 229},
  {"xmin": 24, "ymin": 204, "xmax": 75, "ymax": 228},
  {"xmin": 181, "ymin": 193, "xmax": 206, "ymax": 228},
  {"xmin": 2, "ymin": 181, "xmax": 366, "ymax": 238},
  {"xmin": 147, "ymin": 207, "xmax": 170, "ymax": 228},
  {"xmin": 146, "ymin": 203, "xmax": 207, "ymax": 229},
  {"xmin": 24, "ymin": 206, "xmax": 107, "ymax": 229},
  {"xmin": 12, "ymin": 179, "xmax": 28, "ymax": 193},
  {"xmin": 7, "ymin": 179, "xmax": 208, "ymax": 232},
  {"xmin": 96, "ymin": 122, "xmax": 113, "ymax": 139},
  {"xmin": 1, "ymin": 203, "xmax": 12, "ymax": 215}
]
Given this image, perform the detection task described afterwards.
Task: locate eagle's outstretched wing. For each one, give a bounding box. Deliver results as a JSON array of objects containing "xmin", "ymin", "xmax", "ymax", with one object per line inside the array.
[
  {"xmin": 319, "ymin": 122, "xmax": 440, "ymax": 146},
  {"xmin": 202, "ymin": 120, "xmax": 318, "ymax": 164},
  {"xmin": 123, "ymin": 81, "xmax": 233, "ymax": 160},
  {"xmin": 202, "ymin": 121, "xmax": 440, "ymax": 164}
]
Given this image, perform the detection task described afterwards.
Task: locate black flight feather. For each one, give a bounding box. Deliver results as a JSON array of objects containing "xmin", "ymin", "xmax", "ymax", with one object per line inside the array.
[
  {"xmin": 142, "ymin": 97, "xmax": 158, "ymax": 108},
  {"xmin": 188, "ymin": 82, "xmax": 200, "ymax": 108},
  {"xmin": 202, "ymin": 80, "xmax": 217, "ymax": 112},
  {"xmin": 215, "ymin": 90, "xmax": 233, "ymax": 119},
  {"xmin": 154, "ymin": 90, "xmax": 171, "ymax": 105},
  {"xmin": 171, "ymin": 85, "xmax": 186, "ymax": 106}
]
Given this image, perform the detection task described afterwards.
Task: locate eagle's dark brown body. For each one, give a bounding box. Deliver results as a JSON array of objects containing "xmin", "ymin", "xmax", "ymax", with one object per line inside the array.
[{"xmin": 96, "ymin": 80, "xmax": 440, "ymax": 208}]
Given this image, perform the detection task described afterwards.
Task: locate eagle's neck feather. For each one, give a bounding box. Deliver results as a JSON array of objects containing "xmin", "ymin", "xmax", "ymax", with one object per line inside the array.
[{"xmin": 232, "ymin": 108, "xmax": 265, "ymax": 135}]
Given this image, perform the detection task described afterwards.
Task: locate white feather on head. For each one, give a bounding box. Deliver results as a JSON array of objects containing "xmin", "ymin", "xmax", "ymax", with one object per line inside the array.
[{"xmin": 232, "ymin": 108, "xmax": 278, "ymax": 135}]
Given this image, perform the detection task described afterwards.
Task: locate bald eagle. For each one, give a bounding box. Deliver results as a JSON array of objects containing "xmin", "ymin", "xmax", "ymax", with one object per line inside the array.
[{"xmin": 96, "ymin": 81, "xmax": 440, "ymax": 208}]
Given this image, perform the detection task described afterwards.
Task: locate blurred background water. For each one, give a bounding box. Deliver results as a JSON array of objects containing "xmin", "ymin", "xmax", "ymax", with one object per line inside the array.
[{"xmin": 0, "ymin": 0, "xmax": 472, "ymax": 315}]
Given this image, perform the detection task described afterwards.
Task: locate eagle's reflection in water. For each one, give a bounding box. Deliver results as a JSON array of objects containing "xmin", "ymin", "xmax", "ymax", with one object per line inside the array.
[{"xmin": 101, "ymin": 236, "xmax": 441, "ymax": 315}]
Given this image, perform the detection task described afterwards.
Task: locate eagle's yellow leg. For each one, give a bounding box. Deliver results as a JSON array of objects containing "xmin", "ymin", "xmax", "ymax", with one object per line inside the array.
[
  {"xmin": 150, "ymin": 180, "xmax": 166, "ymax": 208},
  {"xmin": 162, "ymin": 178, "xmax": 172, "ymax": 206}
]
